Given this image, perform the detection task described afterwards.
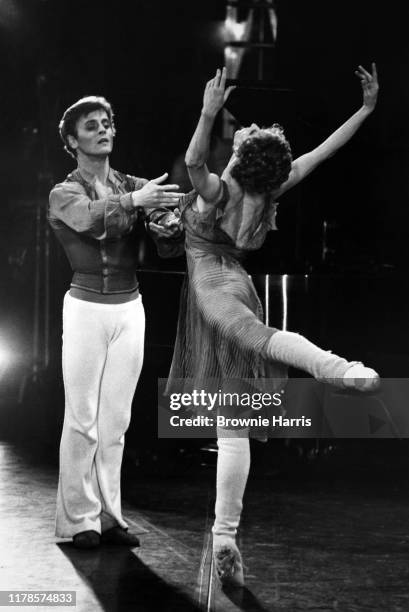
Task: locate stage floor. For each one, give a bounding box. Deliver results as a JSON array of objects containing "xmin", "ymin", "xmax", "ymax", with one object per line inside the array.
[{"xmin": 1, "ymin": 439, "xmax": 409, "ymax": 611}]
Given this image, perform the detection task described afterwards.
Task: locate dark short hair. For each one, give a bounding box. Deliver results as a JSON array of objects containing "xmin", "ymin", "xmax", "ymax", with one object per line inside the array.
[
  {"xmin": 231, "ymin": 125, "xmax": 292, "ymax": 195},
  {"xmin": 58, "ymin": 96, "xmax": 115, "ymax": 158}
]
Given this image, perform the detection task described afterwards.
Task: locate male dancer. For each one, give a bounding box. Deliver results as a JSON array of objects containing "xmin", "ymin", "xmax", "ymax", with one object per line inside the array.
[{"xmin": 49, "ymin": 96, "xmax": 182, "ymax": 549}]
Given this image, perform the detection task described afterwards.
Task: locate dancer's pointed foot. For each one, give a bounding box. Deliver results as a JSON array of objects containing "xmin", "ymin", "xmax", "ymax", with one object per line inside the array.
[
  {"xmin": 213, "ymin": 536, "xmax": 244, "ymax": 588},
  {"xmin": 343, "ymin": 363, "xmax": 380, "ymax": 392}
]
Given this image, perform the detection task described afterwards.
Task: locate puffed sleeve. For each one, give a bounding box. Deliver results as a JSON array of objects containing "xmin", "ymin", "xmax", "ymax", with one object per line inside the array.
[{"xmin": 48, "ymin": 181, "xmax": 139, "ymax": 239}]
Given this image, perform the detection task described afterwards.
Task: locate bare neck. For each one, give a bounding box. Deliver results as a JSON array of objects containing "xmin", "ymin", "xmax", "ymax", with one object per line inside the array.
[{"xmin": 77, "ymin": 152, "xmax": 110, "ymax": 184}]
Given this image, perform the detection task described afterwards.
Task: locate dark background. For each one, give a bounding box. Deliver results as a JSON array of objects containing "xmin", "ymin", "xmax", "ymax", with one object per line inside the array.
[
  {"xmin": 0, "ymin": 0, "xmax": 408, "ymax": 464},
  {"xmin": 0, "ymin": 0, "xmax": 408, "ymax": 268}
]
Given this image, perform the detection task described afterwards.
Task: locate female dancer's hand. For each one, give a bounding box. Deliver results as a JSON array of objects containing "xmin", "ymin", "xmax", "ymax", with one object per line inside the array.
[
  {"xmin": 149, "ymin": 209, "xmax": 183, "ymax": 238},
  {"xmin": 202, "ymin": 67, "xmax": 236, "ymax": 118},
  {"xmin": 355, "ymin": 63, "xmax": 378, "ymax": 112}
]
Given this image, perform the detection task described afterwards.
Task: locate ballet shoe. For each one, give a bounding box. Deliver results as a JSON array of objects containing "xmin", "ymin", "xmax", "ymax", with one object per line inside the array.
[
  {"xmin": 342, "ymin": 363, "xmax": 380, "ymax": 392},
  {"xmin": 72, "ymin": 530, "xmax": 100, "ymax": 549},
  {"xmin": 213, "ymin": 536, "xmax": 244, "ymax": 588},
  {"xmin": 101, "ymin": 526, "xmax": 140, "ymax": 547}
]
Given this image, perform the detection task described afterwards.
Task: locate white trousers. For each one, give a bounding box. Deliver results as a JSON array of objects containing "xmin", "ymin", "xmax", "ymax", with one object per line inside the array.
[{"xmin": 56, "ymin": 293, "xmax": 145, "ymax": 538}]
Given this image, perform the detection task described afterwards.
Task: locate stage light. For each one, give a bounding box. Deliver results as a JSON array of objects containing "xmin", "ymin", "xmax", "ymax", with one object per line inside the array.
[
  {"xmin": 225, "ymin": 15, "xmax": 247, "ymax": 42},
  {"xmin": 0, "ymin": 345, "xmax": 11, "ymax": 378},
  {"xmin": 281, "ymin": 274, "xmax": 288, "ymax": 331},
  {"xmin": 265, "ymin": 275, "xmax": 270, "ymax": 326},
  {"xmin": 0, "ymin": 0, "xmax": 20, "ymax": 28},
  {"xmin": 222, "ymin": 5, "xmax": 254, "ymax": 83},
  {"xmin": 0, "ymin": 332, "xmax": 20, "ymax": 379},
  {"xmin": 224, "ymin": 46, "xmax": 239, "ymax": 61}
]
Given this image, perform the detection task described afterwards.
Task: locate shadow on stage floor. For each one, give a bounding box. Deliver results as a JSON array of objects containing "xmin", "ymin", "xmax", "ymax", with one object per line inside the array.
[
  {"xmin": 2, "ymin": 398, "xmax": 409, "ymax": 611},
  {"xmin": 57, "ymin": 544, "xmax": 203, "ymax": 612}
]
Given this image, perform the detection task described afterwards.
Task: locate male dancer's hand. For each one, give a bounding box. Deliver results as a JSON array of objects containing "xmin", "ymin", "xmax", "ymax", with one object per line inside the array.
[
  {"xmin": 132, "ymin": 173, "xmax": 181, "ymax": 208},
  {"xmin": 355, "ymin": 63, "xmax": 378, "ymax": 112},
  {"xmin": 202, "ymin": 67, "xmax": 236, "ymax": 119}
]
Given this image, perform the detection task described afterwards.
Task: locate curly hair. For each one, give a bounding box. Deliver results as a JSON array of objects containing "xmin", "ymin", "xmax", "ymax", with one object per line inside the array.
[
  {"xmin": 58, "ymin": 96, "xmax": 115, "ymax": 159},
  {"xmin": 230, "ymin": 125, "xmax": 292, "ymax": 195}
]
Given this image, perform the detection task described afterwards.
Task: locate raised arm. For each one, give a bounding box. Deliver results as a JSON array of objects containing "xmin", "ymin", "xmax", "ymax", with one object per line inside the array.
[
  {"xmin": 276, "ymin": 63, "xmax": 379, "ymax": 197},
  {"xmin": 185, "ymin": 68, "xmax": 235, "ymax": 205}
]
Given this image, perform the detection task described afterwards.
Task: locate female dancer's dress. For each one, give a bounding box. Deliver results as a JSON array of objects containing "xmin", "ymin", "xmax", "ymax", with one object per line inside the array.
[{"xmin": 167, "ymin": 179, "xmax": 287, "ymax": 431}]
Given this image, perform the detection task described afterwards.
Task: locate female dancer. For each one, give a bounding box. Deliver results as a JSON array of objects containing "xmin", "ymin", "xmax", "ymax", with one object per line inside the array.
[{"xmin": 168, "ymin": 64, "xmax": 379, "ymax": 586}]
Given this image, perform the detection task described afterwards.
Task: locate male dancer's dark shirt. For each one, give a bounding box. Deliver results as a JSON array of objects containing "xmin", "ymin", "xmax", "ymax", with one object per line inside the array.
[{"xmin": 49, "ymin": 167, "xmax": 183, "ymax": 295}]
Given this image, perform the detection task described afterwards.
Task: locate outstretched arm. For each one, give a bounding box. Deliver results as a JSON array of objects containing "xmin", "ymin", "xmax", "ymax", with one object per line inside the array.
[
  {"xmin": 185, "ymin": 68, "xmax": 235, "ymax": 204},
  {"xmin": 276, "ymin": 63, "xmax": 379, "ymax": 197},
  {"xmin": 146, "ymin": 208, "xmax": 185, "ymax": 258},
  {"xmin": 131, "ymin": 172, "xmax": 181, "ymax": 208}
]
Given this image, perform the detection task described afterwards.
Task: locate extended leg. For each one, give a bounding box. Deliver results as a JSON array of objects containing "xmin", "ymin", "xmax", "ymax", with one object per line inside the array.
[
  {"xmin": 196, "ymin": 272, "xmax": 379, "ymax": 390},
  {"xmin": 266, "ymin": 331, "xmax": 379, "ymax": 391}
]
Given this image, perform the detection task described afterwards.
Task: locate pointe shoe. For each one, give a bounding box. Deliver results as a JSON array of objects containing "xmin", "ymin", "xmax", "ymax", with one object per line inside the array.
[
  {"xmin": 213, "ymin": 536, "xmax": 244, "ymax": 588},
  {"xmin": 343, "ymin": 363, "xmax": 380, "ymax": 392}
]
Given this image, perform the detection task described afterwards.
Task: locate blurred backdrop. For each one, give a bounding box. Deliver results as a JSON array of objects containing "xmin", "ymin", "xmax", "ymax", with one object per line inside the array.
[{"xmin": 0, "ymin": 0, "xmax": 408, "ymax": 469}]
